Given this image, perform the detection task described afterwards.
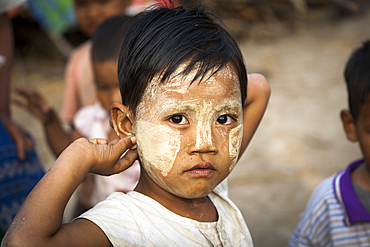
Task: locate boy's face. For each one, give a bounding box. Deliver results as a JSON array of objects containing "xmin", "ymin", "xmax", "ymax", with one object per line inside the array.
[
  {"xmin": 93, "ymin": 60, "xmax": 121, "ymax": 112},
  {"xmin": 133, "ymin": 63, "xmax": 243, "ymax": 199},
  {"xmin": 74, "ymin": 0, "xmax": 131, "ymax": 37}
]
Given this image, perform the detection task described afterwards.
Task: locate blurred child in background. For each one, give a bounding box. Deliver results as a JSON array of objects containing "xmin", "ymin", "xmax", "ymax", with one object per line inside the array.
[
  {"xmin": 61, "ymin": 0, "xmax": 133, "ymax": 125},
  {"xmin": 62, "ymin": 0, "xmax": 177, "ymax": 126},
  {"xmin": 290, "ymin": 41, "xmax": 370, "ymax": 246},
  {"xmin": 14, "ymin": 15, "xmax": 140, "ymax": 217}
]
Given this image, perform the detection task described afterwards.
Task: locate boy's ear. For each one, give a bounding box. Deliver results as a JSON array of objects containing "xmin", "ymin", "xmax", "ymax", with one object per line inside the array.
[
  {"xmin": 340, "ymin": 109, "xmax": 358, "ymax": 142},
  {"xmin": 110, "ymin": 102, "xmax": 134, "ymax": 138}
]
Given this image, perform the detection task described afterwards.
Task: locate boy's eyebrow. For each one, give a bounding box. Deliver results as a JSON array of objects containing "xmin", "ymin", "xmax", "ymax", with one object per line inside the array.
[
  {"xmin": 164, "ymin": 100, "xmax": 242, "ymax": 112},
  {"xmin": 212, "ymin": 104, "xmax": 243, "ymax": 116}
]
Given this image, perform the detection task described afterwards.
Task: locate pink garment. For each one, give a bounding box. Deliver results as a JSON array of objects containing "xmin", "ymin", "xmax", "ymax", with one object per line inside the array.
[
  {"xmin": 61, "ymin": 41, "xmax": 97, "ymax": 122},
  {"xmin": 74, "ymin": 102, "xmax": 140, "ymax": 206},
  {"xmin": 125, "ymin": 0, "xmax": 178, "ymax": 15}
]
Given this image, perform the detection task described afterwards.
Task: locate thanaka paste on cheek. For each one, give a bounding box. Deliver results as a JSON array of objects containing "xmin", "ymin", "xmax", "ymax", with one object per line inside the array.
[
  {"xmin": 135, "ymin": 120, "xmax": 181, "ymax": 177},
  {"xmin": 229, "ymin": 124, "xmax": 243, "ymax": 171}
]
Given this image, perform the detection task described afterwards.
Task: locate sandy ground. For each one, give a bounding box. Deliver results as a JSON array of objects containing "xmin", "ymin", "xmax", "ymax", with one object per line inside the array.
[{"xmin": 9, "ymin": 9, "xmax": 370, "ymax": 247}]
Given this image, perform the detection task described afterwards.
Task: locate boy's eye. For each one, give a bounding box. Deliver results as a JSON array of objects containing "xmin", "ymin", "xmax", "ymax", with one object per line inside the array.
[
  {"xmin": 169, "ymin": 115, "xmax": 189, "ymax": 125},
  {"xmin": 216, "ymin": 115, "xmax": 234, "ymax": 125}
]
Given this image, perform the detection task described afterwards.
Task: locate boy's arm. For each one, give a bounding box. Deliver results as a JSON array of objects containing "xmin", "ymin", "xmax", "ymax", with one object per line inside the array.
[
  {"xmin": 239, "ymin": 73, "xmax": 270, "ymax": 159},
  {"xmin": 14, "ymin": 88, "xmax": 82, "ymax": 156},
  {"xmin": 2, "ymin": 136, "xmax": 138, "ymax": 247}
]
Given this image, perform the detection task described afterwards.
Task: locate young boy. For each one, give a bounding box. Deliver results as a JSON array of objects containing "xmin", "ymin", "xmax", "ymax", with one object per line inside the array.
[
  {"xmin": 2, "ymin": 4, "xmax": 270, "ymax": 246},
  {"xmin": 14, "ymin": 15, "xmax": 140, "ymax": 215},
  {"xmin": 289, "ymin": 41, "xmax": 370, "ymax": 246}
]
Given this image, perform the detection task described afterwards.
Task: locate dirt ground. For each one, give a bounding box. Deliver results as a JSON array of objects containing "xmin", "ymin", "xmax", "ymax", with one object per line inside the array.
[{"xmin": 9, "ymin": 8, "xmax": 370, "ymax": 247}]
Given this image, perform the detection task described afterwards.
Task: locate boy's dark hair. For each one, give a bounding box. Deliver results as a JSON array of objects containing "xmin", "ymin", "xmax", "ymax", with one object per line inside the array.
[
  {"xmin": 118, "ymin": 4, "xmax": 248, "ymax": 115},
  {"xmin": 344, "ymin": 40, "xmax": 370, "ymax": 121},
  {"xmin": 92, "ymin": 14, "xmax": 131, "ymax": 62}
]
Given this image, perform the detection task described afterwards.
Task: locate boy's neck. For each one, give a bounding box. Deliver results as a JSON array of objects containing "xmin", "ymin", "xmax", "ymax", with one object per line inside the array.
[
  {"xmin": 351, "ymin": 161, "xmax": 370, "ymax": 191},
  {"xmin": 134, "ymin": 169, "xmax": 218, "ymax": 222}
]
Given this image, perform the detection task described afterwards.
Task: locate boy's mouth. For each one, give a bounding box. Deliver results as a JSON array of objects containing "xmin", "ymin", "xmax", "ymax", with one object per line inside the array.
[{"xmin": 185, "ymin": 162, "xmax": 215, "ymax": 177}]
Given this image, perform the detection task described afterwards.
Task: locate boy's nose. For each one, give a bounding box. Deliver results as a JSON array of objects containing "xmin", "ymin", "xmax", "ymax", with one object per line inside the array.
[{"xmin": 188, "ymin": 121, "xmax": 218, "ymax": 154}]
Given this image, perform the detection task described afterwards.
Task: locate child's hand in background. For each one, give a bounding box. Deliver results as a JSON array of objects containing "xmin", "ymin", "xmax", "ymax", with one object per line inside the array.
[{"xmin": 13, "ymin": 87, "xmax": 54, "ymax": 124}]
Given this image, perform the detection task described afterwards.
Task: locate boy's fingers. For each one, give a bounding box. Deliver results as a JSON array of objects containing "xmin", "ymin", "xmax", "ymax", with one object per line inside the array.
[
  {"xmin": 110, "ymin": 136, "xmax": 137, "ymax": 162},
  {"xmin": 114, "ymin": 136, "xmax": 136, "ymax": 151},
  {"xmin": 109, "ymin": 138, "xmax": 119, "ymax": 145},
  {"xmin": 116, "ymin": 149, "xmax": 138, "ymax": 172}
]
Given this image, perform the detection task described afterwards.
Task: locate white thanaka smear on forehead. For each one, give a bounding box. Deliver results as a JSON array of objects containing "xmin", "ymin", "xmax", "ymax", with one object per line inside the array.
[
  {"xmin": 136, "ymin": 62, "xmax": 240, "ymax": 120},
  {"xmin": 135, "ymin": 121, "xmax": 180, "ymax": 176}
]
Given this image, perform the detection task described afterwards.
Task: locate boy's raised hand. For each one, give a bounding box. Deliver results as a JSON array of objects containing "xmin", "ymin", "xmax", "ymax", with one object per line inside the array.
[
  {"xmin": 62, "ymin": 136, "xmax": 138, "ymax": 176},
  {"xmin": 2, "ymin": 135, "xmax": 138, "ymax": 247}
]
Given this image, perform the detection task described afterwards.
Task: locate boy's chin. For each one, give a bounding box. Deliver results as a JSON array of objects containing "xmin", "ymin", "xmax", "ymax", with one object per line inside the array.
[{"xmin": 167, "ymin": 185, "xmax": 216, "ymax": 200}]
